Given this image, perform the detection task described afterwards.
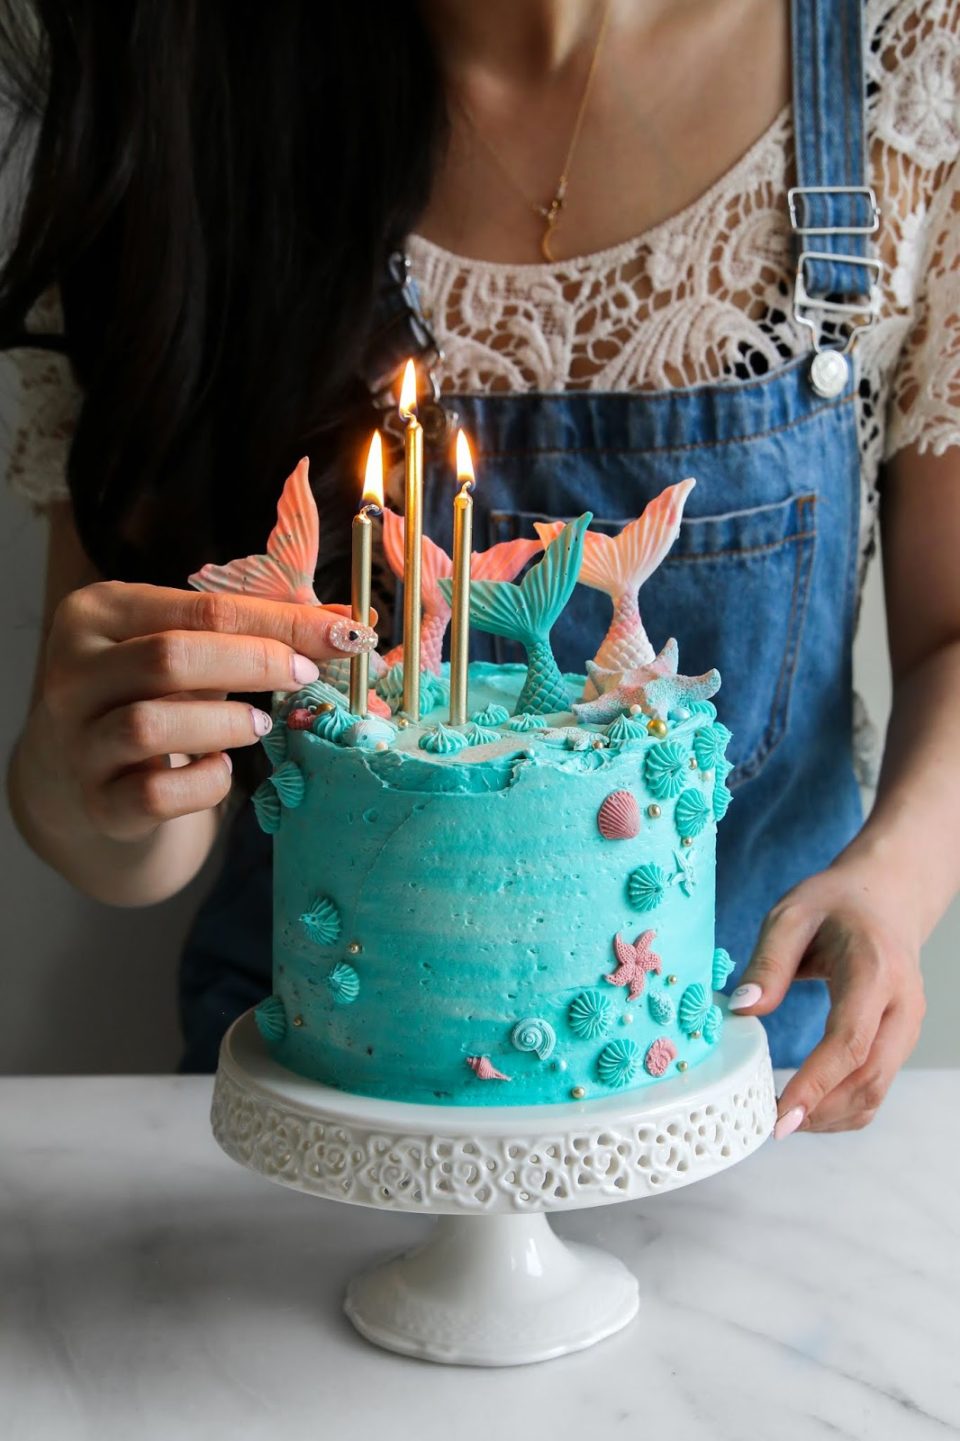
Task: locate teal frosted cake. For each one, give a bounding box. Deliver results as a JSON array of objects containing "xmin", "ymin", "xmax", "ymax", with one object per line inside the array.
[{"xmin": 190, "ymin": 459, "xmax": 734, "ymax": 1108}]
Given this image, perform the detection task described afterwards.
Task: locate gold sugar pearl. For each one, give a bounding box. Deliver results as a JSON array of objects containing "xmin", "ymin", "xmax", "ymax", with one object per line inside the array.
[
  {"xmin": 293, "ymin": 1015, "xmax": 304, "ymax": 1028},
  {"xmin": 347, "ymin": 942, "xmax": 362, "ymax": 956},
  {"xmin": 689, "ymin": 756, "xmax": 698, "ymax": 769},
  {"xmin": 647, "ymin": 804, "xmax": 662, "ymax": 819},
  {"xmin": 681, "ymin": 836, "xmax": 693, "ymax": 847},
  {"xmin": 396, "ymin": 716, "xmax": 410, "ymax": 729},
  {"xmin": 677, "ymin": 1060, "xmax": 688, "ymax": 1072},
  {"xmin": 647, "ymin": 718, "xmax": 668, "ymax": 738},
  {"xmin": 316, "ymin": 702, "xmax": 335, "ymax": 714},
  {"xmin": 571, "ymin": 1086, "xmax": 586, "ymax": 1100},
  {"xmin": 666, "ymin": 974, "xmax": 678, "ymax": 986},
  {"xmin": 690, "ymin": 1030, "xmax": 701, "ymax": 1039},
  {"xmin": 591, "ymin": 737, "xmax": 607, "ymax": 750}
]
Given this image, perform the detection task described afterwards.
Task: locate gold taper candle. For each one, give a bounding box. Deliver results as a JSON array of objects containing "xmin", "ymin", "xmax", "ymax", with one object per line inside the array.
[
  {"xmin": 449, "ymin": 429, "xmax": 475, "ymax": 726},
  {"xmin": 399, "ymin": 359, "xmax": 423, "ymax": 721},
  {"xmin": 349, "ymin": 431, "xmax": 384, "ymax": 715}
]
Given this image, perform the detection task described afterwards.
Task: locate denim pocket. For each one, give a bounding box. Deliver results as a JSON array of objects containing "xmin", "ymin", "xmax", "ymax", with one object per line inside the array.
[{"xmin": 489, "ymin": 493, "xmax": 817, "ymax": 785}]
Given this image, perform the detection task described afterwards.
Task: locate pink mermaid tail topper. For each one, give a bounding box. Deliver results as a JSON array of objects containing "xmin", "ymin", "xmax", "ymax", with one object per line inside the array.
[
  {"xmin": 380, "ymin": 508, "xmax": 542, "ymax": 673},
  {"xmin": 534, "ymin": 478, "xmax": 696, "ymax": 689},
  {"xmin": 189, "ymin": 457, "xmax": 321, "ymax": 605}
]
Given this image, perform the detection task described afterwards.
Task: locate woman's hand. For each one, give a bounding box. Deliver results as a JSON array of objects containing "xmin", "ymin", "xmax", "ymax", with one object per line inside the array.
[
  {"xmin": 28, "ymin": 580, "xmax": 376, "ymax": 846},
  {"xmin": 728, "ymin": 857, "xmax": 926, "ymax": 1137}
]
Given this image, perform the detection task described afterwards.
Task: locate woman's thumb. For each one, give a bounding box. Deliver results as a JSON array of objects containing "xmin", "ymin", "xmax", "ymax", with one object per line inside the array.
[{"xmin": 729, "ymin": 899, "xmax": 821, "ymax": 1015}]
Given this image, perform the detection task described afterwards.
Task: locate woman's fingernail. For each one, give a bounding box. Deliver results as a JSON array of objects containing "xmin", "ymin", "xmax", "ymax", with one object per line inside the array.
[
  {"xmin": 328, "ymin": 618, "xmax": 378, "ymax": 655},
  {"xmin": 292, "ymin": 653, "xmax": 321, "ymax": 684},
  {"xmin": 250, "ymin": 707, "xmax": 273, "ymax": 736},
  {"xmin": 729, "ymin": 983, "xmax": 763, "ymax": 1010},
  {"xmin": 774, "ymin": 1106, "xmax": 805, "ymax": 1141},
  {"xmin": 222, "ymin": 751, "xmax": 234, "ymax": 774}
]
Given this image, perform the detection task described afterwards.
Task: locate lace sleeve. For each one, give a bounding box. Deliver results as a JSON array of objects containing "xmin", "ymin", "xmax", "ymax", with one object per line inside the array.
[{"xmin": 2, "ymin": 286, "xmax": 80, "ymax": 509}]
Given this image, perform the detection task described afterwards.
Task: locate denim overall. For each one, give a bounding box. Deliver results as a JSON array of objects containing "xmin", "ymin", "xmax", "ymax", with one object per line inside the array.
[{"xmin": 179, "ymin": 0, "xmax": 878, "ymax": 1073}]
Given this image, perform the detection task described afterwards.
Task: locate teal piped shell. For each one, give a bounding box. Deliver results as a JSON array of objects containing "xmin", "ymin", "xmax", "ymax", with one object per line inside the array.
[
  {"xmin": 507, "ymin": 712, "xmax": 548, "ymax": 732},
  {"xmin": 675, "ymin": 787, "xmax": 711, "ymax": 838},
  {"xmin": 568, "ymin": 989, "xmax": 613, "ymax": 1040},
  {"xmin": 693, "ymin": 722, "xmax": 733, "ymax": 772},
  {"xmin": 627, "ymin": 862, "xmax": 669, "ymax": 913},
  {"xmin": 604, "ymin": 712, "xmax": 648, "ymax": 745},
  {"xmin": 260, "ymin": 726, "xmax": 288, "ymax": 767},
  {"xmin": 648, "ymin": 991, "xmax": 675, "ymax": 1026},
  {"xmin": 254, "ymin": 995, "xmax": 287, "ymax": 1044},
  {"xmin": 311, "ymin": 706, "xmax": 359, "ymax": 742},
  {"xmin": 688, "ymin": 700, "xmax": 718, "ymax": 719},
  {"xmin": 300, "ymin": 897, "xmax": 342, "ymax": 947},
  {"xmin": 376, "ymin": 662, "xmax": 405, "ymax": 711},
  {"xmin": 343, "ymin": 717, "xmax": 397, "ymax": 750},
  {"xmin": 678, "ymin": 982, "xmax": 711, "ymax": 1036},
  {"xmin": 703, "ymin": 1004, "xmax": 724, "ymax": 1044},
  {"xmin": 713, "ymin": 757, "xmax": 734, "ymax": 820},
  {"xmin": 419, "ymin": 723, "xmax": 468, "ymax": 755},
  {"xmin": 712, "ymin": 947, "xmax": 735, "ymax": 990},
  {"xmin": 251, "ymin": 780, "xmax": 282, "ymax": 835},
  {"xmin": 510, "ymin": 1017, "xmax": 557, "ymax": 1060},
  {"xmin": 472, "ymin": 703, "xmax": 510, "ymax": 726},
  {"xmin": 292, "ymin": 678, "xmax": 355, "ymax": 712},
  {"xmin": 327, "ymin": 962, "xmax": 360, "ymax": 1006},
  {"xmin": 269, "ymin": 760, "xmax": 306, "ymax": 809},
  {"xmin": 596, "ymin": 1037, "xmax": 641, "ymax": 1087},
  {"xmin": 643, "ymin": 741, "xmax": 689, "ymax": 800},
  {"xmin": 463, "ymin": 722, "xmax": 501, "ymax": 746}
]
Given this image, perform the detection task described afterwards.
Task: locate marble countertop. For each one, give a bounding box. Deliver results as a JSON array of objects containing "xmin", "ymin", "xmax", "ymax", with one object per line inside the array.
[{"xmin": 2, "ymin": 1071, "xmax": 958, "ymax": 1441}]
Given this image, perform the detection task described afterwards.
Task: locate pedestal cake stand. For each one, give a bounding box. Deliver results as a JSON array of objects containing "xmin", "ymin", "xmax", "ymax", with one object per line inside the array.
[{"xmin": 211, "ymin": 1011, "xmax": 776, "ymax": 1367}]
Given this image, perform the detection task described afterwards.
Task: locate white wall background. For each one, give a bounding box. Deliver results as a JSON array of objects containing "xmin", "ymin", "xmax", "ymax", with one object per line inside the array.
[{"xmin": 0, "ymin": 419, "xmax": 957, "ymax": 1072}]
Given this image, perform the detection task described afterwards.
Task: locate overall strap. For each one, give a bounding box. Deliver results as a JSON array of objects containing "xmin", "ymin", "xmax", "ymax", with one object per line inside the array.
[{"xmin": 789, "ymin": 0, "xmax": 881, "ymax": 373}]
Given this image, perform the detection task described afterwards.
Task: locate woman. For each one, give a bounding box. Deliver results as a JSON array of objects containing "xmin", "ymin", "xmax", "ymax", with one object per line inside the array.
[{"xmin": 3, "ymin": 0, "xmax": 957, "ymax": 1137}]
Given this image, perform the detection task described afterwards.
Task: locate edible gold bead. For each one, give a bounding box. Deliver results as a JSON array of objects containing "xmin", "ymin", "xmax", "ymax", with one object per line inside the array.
[
  {"xmin": 396, "ymin": 716, "xmax": 410, "ymax": 729},
  {"xmin": 293, "ymin": 1014, "xmax": 304, "ymax": 1028},
  {"xmin": 647, "ymin": 803, "xmax": 662, "ymax": 819},
  {"xmin": 347, "ymin": 942, "xmax": 362, "ymax": 956},
  {"xmin": 689, "ymin": 755, "xmax": 698, "ymax": 769},
  {"xmin": 316, "ymin": 702, "xmax": 335, "ymax": 714},
  {"xmin": 666, "ymin": 974, "xmax": 678, "ymax": 986},
  {"xmin": 591, "ymin": 737, "xmax": 606, "ymax": 750},
  {"xmin": 690, "ymin": 1030, "xmax": 701, "ymax": 1039},
  {"xmin": 571, "ymin": 1085, "xmax": 586, "ymax": 1100},
  {"xmin": 681, "ymin": 836, "xmax": 693, "ymax": 847},
  {"xmin": 677, "ymin": 1060, "xmax": 688, "ymax": 1073},
  {"xmin": 647, "ymin": 718, "xmax": 668, "ymax": 738}
]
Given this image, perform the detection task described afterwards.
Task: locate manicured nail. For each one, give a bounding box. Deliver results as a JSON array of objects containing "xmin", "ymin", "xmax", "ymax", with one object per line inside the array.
[
  {"xmin": 774, "ymin": 1106, "xmax": 805, "ymax": 1141},
  {"xmin": 250, "ymin": 707, "xmax": 273, "ymax": 736},
  {"xmin": 292, "ymin": 653, "xmax": 320, "ymax": 684},
  {"xmin": 221, "ymin": 751, "xmax": 233, "ymax": 774},
  {"xmin": 327, "ymin": 618, "xmax": 378, "ymax": 655},
  {"xmin": 729, "ymin": 983, "xmax": 763, "ymax": 1010}
]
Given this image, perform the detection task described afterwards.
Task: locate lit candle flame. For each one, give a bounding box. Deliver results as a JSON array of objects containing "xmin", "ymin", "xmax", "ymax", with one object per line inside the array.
[
  {"xmin": 399, "ymin": 358, "xmax": 418, "ymax": 420},
  {"xmin": 455, "ymin": 428, "xmax": 475, "ymax": 486},
  {"xmin": 362, "ymin": 430, "xmax": 384, "ymax": 509}
]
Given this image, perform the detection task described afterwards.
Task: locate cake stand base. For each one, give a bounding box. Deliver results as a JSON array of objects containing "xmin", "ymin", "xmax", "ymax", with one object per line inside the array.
[{"xmin": 212, "ymin": 1012, "xmax": 776, "ymax": 1366}]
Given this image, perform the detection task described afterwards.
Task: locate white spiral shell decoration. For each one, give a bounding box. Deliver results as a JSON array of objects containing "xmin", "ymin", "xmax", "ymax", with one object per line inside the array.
[{"xmin": 510, "ymin": 1017, "xmax": 557, "ymax": 1060}]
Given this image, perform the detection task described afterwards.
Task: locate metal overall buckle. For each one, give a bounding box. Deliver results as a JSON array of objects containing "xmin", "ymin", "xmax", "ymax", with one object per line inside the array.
[{"xmin": 788, "ymin": 186, "xmax": 883, "ymax": 399}]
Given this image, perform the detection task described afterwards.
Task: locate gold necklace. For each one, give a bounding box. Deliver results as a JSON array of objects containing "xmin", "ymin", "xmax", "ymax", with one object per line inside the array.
[{"xmin": 457, "ymin": 0, "xmax": 612, "ymax": 262}]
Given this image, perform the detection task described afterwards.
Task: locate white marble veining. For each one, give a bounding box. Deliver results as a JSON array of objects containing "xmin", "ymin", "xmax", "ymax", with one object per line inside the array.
[{"xmin": 1, "ymin": 1072, "xmax": 958, "ymax": 1441}]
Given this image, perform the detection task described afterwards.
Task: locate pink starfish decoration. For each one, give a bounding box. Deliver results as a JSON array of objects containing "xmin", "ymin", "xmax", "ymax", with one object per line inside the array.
[
  {"xmin": 605, "ymin": 930, "xmax": 662, "ymax": 1001},
  {"xmin": 573, "ymin": 639, "xmax": 721, "ymax": 724}
]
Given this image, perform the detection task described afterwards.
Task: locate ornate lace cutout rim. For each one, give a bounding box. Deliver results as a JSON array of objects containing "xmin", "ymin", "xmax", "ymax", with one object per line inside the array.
[{"xmin": 409, "ymin": 104, "xmax": 792, "ymax": 275}]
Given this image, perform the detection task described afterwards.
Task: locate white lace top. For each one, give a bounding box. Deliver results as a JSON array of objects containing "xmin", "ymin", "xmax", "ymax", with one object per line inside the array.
[{"xmin": 6, "ymin": 0, "xmax": 960, "ymax": 598}]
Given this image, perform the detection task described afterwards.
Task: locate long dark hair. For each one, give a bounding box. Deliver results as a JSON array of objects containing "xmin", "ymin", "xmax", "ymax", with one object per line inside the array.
[{"xmin": 0, "ymin": 1, "xmax": 447, "ymax": 594}]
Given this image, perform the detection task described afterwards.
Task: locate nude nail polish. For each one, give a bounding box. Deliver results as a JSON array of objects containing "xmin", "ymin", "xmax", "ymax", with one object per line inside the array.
[
  {"xmin": 729, "ymin": 982, "xmax": 763, "ymax": 1010},
  {"xmin": 774, "ymin": 1106, "xmax": 805, "ymax": 1141},
  {"xmin": 292, "ymin": 653, "xmax": 320, "ymax": 684},
  {"xmin": 221, "ymin": 752, "xmax": 233, "ymax": 774},
  {"xmin": 250, "ymin": 707, "xmax": 273, "ymax": 736}
]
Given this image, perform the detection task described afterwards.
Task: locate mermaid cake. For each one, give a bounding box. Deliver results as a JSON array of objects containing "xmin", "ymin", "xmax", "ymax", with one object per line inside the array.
[{"xmin": 190, "ymin": 463, "xmax": 734, "ymax": 1107}]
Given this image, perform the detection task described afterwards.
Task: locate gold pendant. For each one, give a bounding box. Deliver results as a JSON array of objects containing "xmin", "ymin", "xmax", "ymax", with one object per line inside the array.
[{"xmin": 539, "ymin": 194, "xmax": 564, "ymax": 262}]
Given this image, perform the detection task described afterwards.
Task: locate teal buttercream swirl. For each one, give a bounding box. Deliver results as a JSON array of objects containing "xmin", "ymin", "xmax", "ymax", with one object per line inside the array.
[
  {"xmin": 604, "ymin": 712, "xmax": 648, "ymax": 745},
  {"xmin": 463, "ymin": 722, "xmax": 501, "ymax": 746},
  {"xmin": 507, "ymin": 711, "xmax": 548, "ymax": 732},
  {"xmin": 254, "ymin": 995, "xmax": 287, "ymax": 1044},
  {"xmin": 376, "ymin": 662, "xmax": 405, "ymax": 711},
  {"xmin": 419, "ymin": 723, "xmax": 468, "ymax": 755},
  {"xmin": 675, "ymin": 787, "xmax": 711, "ymax": 838},
  {"xmin": 471, "ymin": 703, "xmax": 510, "ymax": 726},
  {"xmin": 260, "ymin": 725, "xmax": 288, "ymax": 767},
  {"xmin": 627, "ymin": 862, "xmax": 668, "ymax": 912},
  {"xmin": 678, "ymin": 982, "xmax": 711, "ymax": 1036},
  {"xmin": 327, "ymin": 962, "xmax": 360, "ymax": 1006},
  {"xmin": 301, "ymin": 897, "xmax": 342, "ymax": 947},
  {"xmin": 251, "ymin": 780, "xmax": 282, "ymax": 834},
  {"xmin": 712, "ymin": 947, "xmax": 735, "ymax": 990},
  {"xmin": 568, "ymin": 989, "xmax": 613, "ymax": 1040},
  {"xmin": 311, "ymin": 706, "xmax": 361, "ymax": 742},
  {"xmin": 597, "ymin": 1037, "xmax": 641, "ymax": 1087},
  {"xmin": 289, "ymin": 678, "xmax": 351, "ymax": 712},
  {"xmin": 648, "ymin": 991, "xmax": 675, "ymax": 1026},
  {"xmin": 688, "ymin": 699, "xmax": 718, "ymax": 719},
  {"xmin": 713, "ymin": 756, "xmax": 734, "ymax": 820},
  {"xmin": 644, "ymin": 740, "xmax": 689, "ymax": 800},
  {"xmin": 510, "ymin": 1017, "xmax": 556, "ymax": 1060},
  {"xmin": 703, "ymin": 1003, "xmax": 724, "ymax": 1044},
  {"xmin": 343, "ymin": 717, "xmax": 397, "ymax": 750},
  {"xmin": 693, "ymin": 721, "xmax": 733, "ymax": 772},
  {"xmin": 269, "ymin": 760, "xmax": 306, "ymax": 808}
]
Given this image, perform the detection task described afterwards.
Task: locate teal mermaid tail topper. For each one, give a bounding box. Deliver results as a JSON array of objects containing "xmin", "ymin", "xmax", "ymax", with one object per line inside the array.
[{"xmin": 439, "ymin": 513, "xmax": 592, "ymax": 714}]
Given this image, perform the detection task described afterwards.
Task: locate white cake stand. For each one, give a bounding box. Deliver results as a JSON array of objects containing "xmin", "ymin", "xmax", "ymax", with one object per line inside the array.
[{"xmin": 211, "ymin": 1011, "xmax": 776, "ymax": 1367}]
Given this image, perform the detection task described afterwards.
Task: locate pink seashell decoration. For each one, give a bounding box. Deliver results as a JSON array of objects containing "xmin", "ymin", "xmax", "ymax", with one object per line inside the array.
[
  {"xmin": 597, "ymin": 790, "xmax": 641, "ymax": 840},
  {"xmin": 286, "ymin": 707, "xmax": 315, "ymax": 730},
  {"xmin": 644, "ymin": 1037, "xmax": 678, "ymax": 1077},
  {"xmin": 466, "ymin": 1055, "xmax": 512, "ymax": 1081}
]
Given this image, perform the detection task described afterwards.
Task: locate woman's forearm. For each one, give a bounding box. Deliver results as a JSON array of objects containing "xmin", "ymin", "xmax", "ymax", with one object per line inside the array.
[
  {"xmin": 8, "ymin": 702, "xmax": 221, "ymax": 907},
  {"xmin": 838, "ymin": 636, "xmax": 960, "ymax": 942}
]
